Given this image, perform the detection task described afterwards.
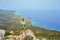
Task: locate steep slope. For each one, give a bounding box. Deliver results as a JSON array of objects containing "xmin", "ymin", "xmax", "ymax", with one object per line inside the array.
[
  {"xmin": 0, "ymin": 9, "xmax": 60, "ymax": 40},
  {"xmin": 0, "ymin": 9, "xmax": 16, "ymax": 29}
]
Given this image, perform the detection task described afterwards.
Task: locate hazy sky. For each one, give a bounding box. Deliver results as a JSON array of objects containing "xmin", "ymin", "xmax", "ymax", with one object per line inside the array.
[
  {"xmin": 0, "ymin": 0, "xmax": 60, "ymax": 31},
  {"xmin": 0, "ymin": 0, "xmax": 60, "ymax": 10}
]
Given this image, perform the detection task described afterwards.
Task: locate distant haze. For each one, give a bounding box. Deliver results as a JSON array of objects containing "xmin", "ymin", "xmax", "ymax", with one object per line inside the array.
[
  {"xmin": 0, "ymin": 0, "xmax": 60, "ymax": 31},
  {"xmin": 17, "ymin": 10, "xmax": 60, "ymax": 31}
]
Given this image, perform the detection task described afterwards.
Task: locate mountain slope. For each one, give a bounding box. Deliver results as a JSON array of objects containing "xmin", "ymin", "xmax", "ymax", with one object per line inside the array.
[
  {"xmin": 0, "ymin": 9, "xmax": 60, "ymax": 40},
  {"xmin": 0, "ymin": 9, "xmax": 16, "ymax": 29}
]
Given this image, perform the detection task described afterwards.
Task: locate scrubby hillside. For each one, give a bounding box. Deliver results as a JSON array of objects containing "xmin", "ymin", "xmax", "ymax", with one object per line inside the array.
[
  {"xmin": 0, "ymin": 9, "xmax": 60, "ymax": 40},
  {"xmin": 0, "ymin": 9, "xmax": 17, "ymax": 30}
]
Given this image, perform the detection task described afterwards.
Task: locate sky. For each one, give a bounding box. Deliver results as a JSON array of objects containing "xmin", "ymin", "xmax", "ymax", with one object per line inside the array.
[{"xmin": 0, "ymin": 0, "xmax": 60, "ymax": 31}]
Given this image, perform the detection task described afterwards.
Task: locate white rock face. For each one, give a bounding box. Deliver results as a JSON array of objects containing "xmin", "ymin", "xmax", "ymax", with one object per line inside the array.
[
  {"xmin": 5, "ymin": 29, "xmax": 40, "ymax": 40},
  {"xmin": 16, "ymin": 34, "xmax": 25, "ymax": 40},
  {"xmin": 42, "ymin": 38, "xmax": 46, "ymax": 40},
  {"xmin": 26, "ymin": 29, "xmax": 40, "ymax": 40},
  {"xmin": 0, "ymin": 29, "xmax": 5, "ymax": 40},
  {"xmin": 5, "ymin": 35, "xmax": 18, "ymax": 40}
]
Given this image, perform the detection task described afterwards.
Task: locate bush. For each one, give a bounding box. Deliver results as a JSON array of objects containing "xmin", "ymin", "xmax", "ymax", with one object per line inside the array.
[{"xmin": 24, "ymin": 36, "xmax": 33, "ymax": 40}]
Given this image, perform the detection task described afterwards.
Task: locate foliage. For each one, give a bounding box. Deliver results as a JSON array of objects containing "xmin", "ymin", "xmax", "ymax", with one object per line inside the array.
[{"xmin": 0, "ymin": 9, "xmax": 60, "ymax": 40}]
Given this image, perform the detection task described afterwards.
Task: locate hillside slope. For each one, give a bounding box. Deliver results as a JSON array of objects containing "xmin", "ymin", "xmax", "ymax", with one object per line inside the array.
[{"xmin": 0, "ymin": 9, "xmax": 60, "ymax": 40}]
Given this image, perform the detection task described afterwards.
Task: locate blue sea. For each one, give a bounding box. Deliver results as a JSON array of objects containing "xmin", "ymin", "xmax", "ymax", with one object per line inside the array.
[{"xmin": 16, "ymin": 10, "xmax": 60, "ymax": 31}]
